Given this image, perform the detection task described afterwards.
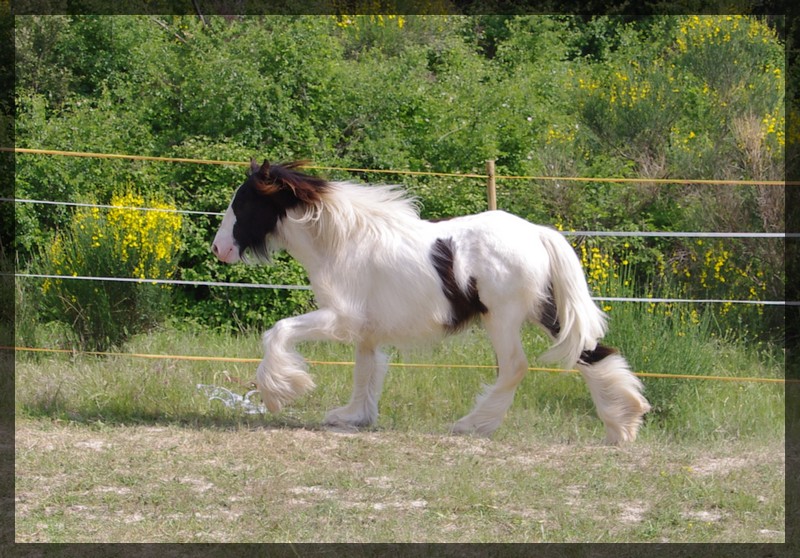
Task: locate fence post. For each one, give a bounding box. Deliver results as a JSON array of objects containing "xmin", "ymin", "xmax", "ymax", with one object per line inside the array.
[{"xmin": 486, "ymin": 159, "xmax": 496, "ymax": 211}]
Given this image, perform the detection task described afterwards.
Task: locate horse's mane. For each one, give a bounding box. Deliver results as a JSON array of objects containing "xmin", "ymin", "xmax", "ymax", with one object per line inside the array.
[
  {"xmin": 296, "ymin": 181, "xmax": 423, "ymax": 253},
  {"xmin": 250, "ymin": 159, "xmax": 329, "ymax": 204},
  {"xmin": 258, "ymin": 164, "xmax": 420, "ymax": 255},
  {"xmin": 248, "ymin": 160, "xmax": 423, "ymax": 255}
]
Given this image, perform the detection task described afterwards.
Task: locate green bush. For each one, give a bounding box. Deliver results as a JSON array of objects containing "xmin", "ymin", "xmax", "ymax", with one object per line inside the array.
[
  {"xmin": 12, "ymin": 14, "xmax": 787, "ymax": 340},
  {"xmin": 38, "ymin": 189, "xmax": 182, "ymax": 350}
]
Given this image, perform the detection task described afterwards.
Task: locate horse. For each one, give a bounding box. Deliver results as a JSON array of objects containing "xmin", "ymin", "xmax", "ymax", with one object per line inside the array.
[{"xmin": 211, "ymin": 160, "xmax": 650, "ymax": 444}]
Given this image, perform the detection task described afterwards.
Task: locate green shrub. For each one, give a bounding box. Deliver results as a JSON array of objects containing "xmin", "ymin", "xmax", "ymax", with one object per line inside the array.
[{"xmin": 38, "ymin": 189, "xmax": 182, "ymax": 350}]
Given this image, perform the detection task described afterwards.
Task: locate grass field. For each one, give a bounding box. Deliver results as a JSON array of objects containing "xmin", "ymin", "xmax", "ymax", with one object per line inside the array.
[{"xmin": 13, "ymin": 314, "xmax": 786, "ymax": 544}]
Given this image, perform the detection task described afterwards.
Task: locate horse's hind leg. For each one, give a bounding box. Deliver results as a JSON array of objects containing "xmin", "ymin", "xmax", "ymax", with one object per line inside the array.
[
  {"xmin": 324, "ymin": 341, "xmax": 388, "ymax": 428},
  {"xmin": 452, "ymin": 312, "xmax": 528, "ymax": 436},
  {"xmin": 576, "ymin": 346, "xmax": 650, "ymax": 444}
]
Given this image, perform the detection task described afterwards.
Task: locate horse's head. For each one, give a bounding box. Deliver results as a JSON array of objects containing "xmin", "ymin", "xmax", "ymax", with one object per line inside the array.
[{"xmin": 211, "ymin": 159, "xmax": 328, "ymax": 263}]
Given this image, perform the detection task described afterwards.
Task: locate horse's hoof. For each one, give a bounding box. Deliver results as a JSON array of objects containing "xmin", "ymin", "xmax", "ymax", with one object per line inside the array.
[
  {"xmin": 322, "ymin": 421, "xmax": 360, "ymax": 434},
  {"xmin": 451, "ymin": 419, "xmax": 476, "ymax": 436},
  {"xmin": 323, "ymin": 407, "xmax": 375, "ymax": 430},
  {"xmin": 451, "ymin": 418, "xmax": 496, "ymax": 437}
]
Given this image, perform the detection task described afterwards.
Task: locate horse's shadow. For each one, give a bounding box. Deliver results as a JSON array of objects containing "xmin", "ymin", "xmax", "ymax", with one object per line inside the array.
[{"xmin": 18, "ymin": 399, "xmax": 381, "ymax": 435}]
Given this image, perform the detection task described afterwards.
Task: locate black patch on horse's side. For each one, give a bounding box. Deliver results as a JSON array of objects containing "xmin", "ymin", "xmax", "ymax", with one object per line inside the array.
[
  {"xmin": 539, "ymin": 284, "xmax": 560, "ymax": 338},
  {"xmin": 430, "ymin": 237, "xmax": 488, "ymax": 332},
  {"xmin": 231, "ymin": 160, "xmax": 327, "ymax": 260},
  {"xmin": 578, "ymin": 344, "xmax": 618, "ymax": 365}
]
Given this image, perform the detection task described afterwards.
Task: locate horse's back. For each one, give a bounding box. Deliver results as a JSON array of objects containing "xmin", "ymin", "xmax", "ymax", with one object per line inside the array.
[
  {"xmin": 429, "ymin": 210, "xmax": 557, "ymax": 314},
  {"xmin": 431, "ymin": 210, "xmax": 557, "ymax": 268}
]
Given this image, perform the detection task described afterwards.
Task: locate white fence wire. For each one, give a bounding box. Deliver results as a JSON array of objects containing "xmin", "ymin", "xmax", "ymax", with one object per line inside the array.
[
  {"xmin": 6, "ymin": 197, "xmax": 794, "ymax": 238},
  {"xmin": 5, "ymin": 197, "xmax": 792, "ymax": 306},
  {"xmin": 6, "ymin": 272, "xmax": 793, "ymax": 306}
]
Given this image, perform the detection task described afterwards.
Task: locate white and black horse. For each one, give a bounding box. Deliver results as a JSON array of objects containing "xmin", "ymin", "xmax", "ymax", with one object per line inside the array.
[{"xmin": 212, "ymin": 160, "xmax": 650, "ymax": 443}]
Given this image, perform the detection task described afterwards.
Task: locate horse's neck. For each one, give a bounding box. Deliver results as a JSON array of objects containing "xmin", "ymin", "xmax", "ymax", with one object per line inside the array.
[
  {"xmin": 279, "ymin": 187, "xmax": 424, "ymax": 269},
  {"xmin": 278, "ymin": 210, "xmax": 327, "ymax": 268}
]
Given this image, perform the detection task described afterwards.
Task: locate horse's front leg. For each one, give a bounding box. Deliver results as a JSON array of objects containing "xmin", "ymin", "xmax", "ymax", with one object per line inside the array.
[
  {"xmin": 324, "ymin": 342, "xmax": 388, "ymax": 429},
  {"xmin": 256, "ymin": 308, "xmax": 346, "ymax": 413}
]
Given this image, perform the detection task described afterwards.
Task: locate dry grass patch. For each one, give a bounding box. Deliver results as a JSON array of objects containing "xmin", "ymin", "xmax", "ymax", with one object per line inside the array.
[
  {"xmin": 15, "ymin": 417, "xmax": 785, "ymax": 543},
  {"xmin": 13, "ymin": 326, "xmax": 785, "ymax": 543}
]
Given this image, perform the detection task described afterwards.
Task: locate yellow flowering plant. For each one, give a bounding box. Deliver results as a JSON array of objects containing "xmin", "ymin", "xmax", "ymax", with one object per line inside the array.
[
  {"xmin": 563, "ymin": 230, "xmax": 773, "ymax": 342},
  {"xmin": 40, "ymin": 189, "xmax": 182, "ymax": 350}
]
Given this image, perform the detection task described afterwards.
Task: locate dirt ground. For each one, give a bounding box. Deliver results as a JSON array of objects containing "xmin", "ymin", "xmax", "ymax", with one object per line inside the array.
[{"xmin": 13, "ymin": 418, "xmax": 787, "ymax": 544}]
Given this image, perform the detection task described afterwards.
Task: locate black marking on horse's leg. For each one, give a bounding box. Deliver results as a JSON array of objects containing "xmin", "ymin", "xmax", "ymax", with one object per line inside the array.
[
  {"xmin": 430, "ymin": 238, "xmax": 488, "ymax": 332},
  {"xmin": 578, "ymin": 344, "xmax": 618, "ymax": 365},
  {"xmin": 539, "ymin": 284, "xmax": 560, "ymax": 338}
]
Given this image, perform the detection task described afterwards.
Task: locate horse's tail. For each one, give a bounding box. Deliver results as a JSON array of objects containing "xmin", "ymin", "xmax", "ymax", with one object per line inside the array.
[
  {"xmin": 537, "ymin": 228, "xmax": 606, "ymax": 367},
  {"xmin": 537, "ymin": 228, "xmax": 650, "ymax": 444}
]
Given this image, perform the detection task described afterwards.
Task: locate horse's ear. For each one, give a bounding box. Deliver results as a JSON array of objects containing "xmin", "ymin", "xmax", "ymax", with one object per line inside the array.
[{"xmin": 247, "ymin": 159, "xmax": 272, "ymax": 180}]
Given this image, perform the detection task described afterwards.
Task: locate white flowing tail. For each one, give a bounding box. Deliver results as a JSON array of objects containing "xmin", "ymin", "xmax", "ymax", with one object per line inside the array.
[
  {"xmin": 538, "ymin": 228, "xmax": 650, "ymax": 444},
  {"xmin": 538, "ymin": 229, "xmax": 607, "ymax": 367}
]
